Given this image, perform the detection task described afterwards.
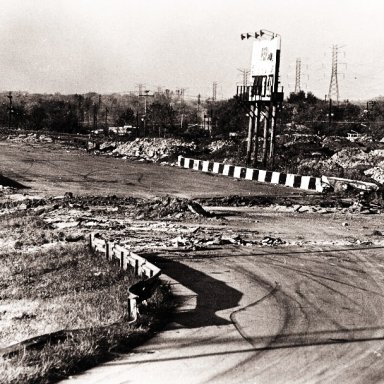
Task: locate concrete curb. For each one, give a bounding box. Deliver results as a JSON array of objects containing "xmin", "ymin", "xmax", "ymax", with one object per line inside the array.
[{"xmin": 178, "ymin": 156, "xmax": 325, "ymax": 193}]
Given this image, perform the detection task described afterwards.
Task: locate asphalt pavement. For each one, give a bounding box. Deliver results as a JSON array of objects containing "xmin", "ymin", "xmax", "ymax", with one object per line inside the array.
[{"xmin": 62, "ymin": 244, "xmax": 384, "ymax": 384}]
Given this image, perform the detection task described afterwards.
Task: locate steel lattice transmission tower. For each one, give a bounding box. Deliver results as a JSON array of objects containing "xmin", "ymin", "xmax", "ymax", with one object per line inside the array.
[
  {"xmin": 328, "ymin": 45, "xmax": 340, "ymax": 102},
  {"xmin": 294, "ymin": 58, "xmax": 301, "ymax": 93},
  {"xmin": 237, "ymin": 68, "xmax": 250, "ymax": 87},
  {"xmin": 212, "ymin": 82, "xmax": 217, "ymax": 101}
]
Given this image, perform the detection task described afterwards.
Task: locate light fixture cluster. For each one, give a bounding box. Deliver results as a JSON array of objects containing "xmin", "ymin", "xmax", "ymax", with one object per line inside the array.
[{"xmin": 240, "ymin": 29, "xmax": 277, "ymax": 40}]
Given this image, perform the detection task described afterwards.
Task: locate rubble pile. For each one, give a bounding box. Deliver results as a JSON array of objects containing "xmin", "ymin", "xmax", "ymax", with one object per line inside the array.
[
  {"xmin": 169, "ymin": 233, "xmax": 257, "ymax": 249},
  {"xmin": 261, "ymin": 236, "xmax": 286, "ymax": 246},
  {"xmin": 321, "ymin": 136, "xmax": 359, "ymax": 152},
  {"xmin": 7, "ymin": 133, "xmax": 53, "ymax": 143},
  {"xmin": 328, "ymin": 148, "xmax": 382, "ymax": 169},
  {"xmin": 364, "ymin": 161, "xmax": 384, "ymax": 184},
  {"xmin": 198, "ymin": 195, "xmax": 275, "ymax": 207},
  {"xmin": 278, "ymin": 133, "xmax": 322, "ymax": 147},
  {"xmin": 207, "ymin": 140, "xmax": 236, "ymax": 153},
  {"xmin": 134, "ymin": 196, "xmax": 212, "ymax": 220},
  {"xmin": 297, "ymin": 146, "xmax": 384, "ymax": 185},
  {"xmin": 283, "ymin": 124, "xmax": 313, "ymax": 134},
  {"xmin": 110, "ymin": 138, "xmax": 197, "ymax": 163},
  {"xmin": 0, "ymin": 195, "xmax": 138, "ymax": 213}
]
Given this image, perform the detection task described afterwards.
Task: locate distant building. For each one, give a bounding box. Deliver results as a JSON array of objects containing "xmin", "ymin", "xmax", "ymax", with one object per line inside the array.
[
  {"xmin": 347, "ymin": 130, "xmax": 362, "ymax": 141},
  {"xmin": 108, "ymin": 125, "xmax": 137, "ymax": 136}
]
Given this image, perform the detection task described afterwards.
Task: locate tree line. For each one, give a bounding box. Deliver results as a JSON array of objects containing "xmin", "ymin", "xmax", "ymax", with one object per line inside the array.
[
  {"xmin": 1, "ymin": 90, "xmax": 383, "ymax": 140},
  {"xmin": 0, "ymin": 91, "xmax": 246, "ymax": 138},
  {"xmin": 281, "ymin": 91, "xmax": 384, "ymax": 139}
]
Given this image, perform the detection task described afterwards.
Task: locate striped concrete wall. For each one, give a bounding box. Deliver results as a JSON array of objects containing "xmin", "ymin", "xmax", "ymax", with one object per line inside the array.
[{"xmin": 177, "ymin": 155, "xmax": 325, "ymax": 192}]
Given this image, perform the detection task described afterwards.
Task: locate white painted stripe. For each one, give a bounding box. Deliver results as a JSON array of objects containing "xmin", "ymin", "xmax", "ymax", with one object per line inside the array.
[
  {"xmin": 183, "ymin": 158, "xmax": 191, "ymax": 168},
  {"xmin": 233, "ymin": 166, "xmax": 240, "ymax": 178},
  {"xmin": 223, "ymin": 164, "xmax": 231, "ymax": 176},
  {"xmin": 300, "ymin": 176, "xmax": 311, "ymax": 190},
  {"xmin": 202, "ymin": 161, "xmax": 210, "ymax": 172},
  {"xmin": 212, "ymin": 162, "xmax": 221, "ymax": 174},
  {"xmin": 177, "ymin": 155, "xmax": 329, "ymax": 193},
  {"xmin": 315, "ymin": 178, "xmax": 323, "ymax": 192},
  {"xmin": 286, "ymin": 173, "xmax": 295, "ymax": 187},
  {"xmin": 193, "ymin": 159, "xmax": 200, "ymax": 171},
  {"xmin": 258, "ymin": 169, "xmax": 267, "ymax": 182},
  {"xmin": 245, "ymin": 168, "xmax": 254, "ymax": 180},
  {"xmin": 271, "ymin": 172, "xmax": 280, "ymax": 184}
]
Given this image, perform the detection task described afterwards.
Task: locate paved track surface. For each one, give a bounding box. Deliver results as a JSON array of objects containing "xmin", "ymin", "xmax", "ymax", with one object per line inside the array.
[
  {"xmin": 63, "ymin": 244, "xmax": 384, "ymax": 384},
  {"xmin": 0, "ymin": 142, "xmax": 298, "ymax": 199}
]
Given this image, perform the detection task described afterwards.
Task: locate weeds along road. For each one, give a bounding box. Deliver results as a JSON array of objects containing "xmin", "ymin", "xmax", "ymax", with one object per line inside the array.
[
  {"xmin": 63, "ymin": 244, "xmax": 384, "ymax": 384},
  {"xmin": 0, "ymin": 142, "xmax": 299, "ymax": 199}
]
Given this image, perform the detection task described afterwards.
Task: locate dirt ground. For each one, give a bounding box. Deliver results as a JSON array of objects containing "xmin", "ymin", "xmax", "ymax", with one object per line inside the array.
[
  {"xmin": 0, "ymin": 141, "xmax": 294, "ymax": 199},
  {"xmin": 2, "ymin": 140, "xmax": 384, "ymax": 383}
]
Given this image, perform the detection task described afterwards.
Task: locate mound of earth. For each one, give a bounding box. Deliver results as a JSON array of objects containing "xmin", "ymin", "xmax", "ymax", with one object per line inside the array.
[
  {"xmin": 134, "ymin": 196, "xmax": 211, "ymax": 220},
  {"xmin": 111, "ymin": 138, "xmax": 197, "ymax": 162}
]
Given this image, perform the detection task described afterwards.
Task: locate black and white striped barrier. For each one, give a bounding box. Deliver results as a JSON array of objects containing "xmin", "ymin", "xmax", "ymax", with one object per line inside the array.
[
  {"xmin": 178, "ymin": 156, "xmax": 325, "ymax": 192},
  {"xmin": 90, "ymin": 233, "xmax": 161, "ymax": 323}
]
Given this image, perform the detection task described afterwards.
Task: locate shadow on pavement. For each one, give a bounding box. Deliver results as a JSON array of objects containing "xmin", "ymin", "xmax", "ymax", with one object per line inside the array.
[
  {"xmin": 105, "ymin": 325, "xmax": 384, "ymax": 366},
  {"xmin": 146, "ymin": 253, "xmax": 243, "ymax": 328},
  {"xmin": 0, "ymin": 174, "xmax": 29, "ymax": 189}
]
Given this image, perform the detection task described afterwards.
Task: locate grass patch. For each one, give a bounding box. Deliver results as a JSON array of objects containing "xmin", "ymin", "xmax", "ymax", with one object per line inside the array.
[
  {"xmin": 0, "ymin": 214, "xmax": 172, "ymax": 384},
  {"xmin": 0, "ymin": 213, "xmax": 64, "ymax": 250}
]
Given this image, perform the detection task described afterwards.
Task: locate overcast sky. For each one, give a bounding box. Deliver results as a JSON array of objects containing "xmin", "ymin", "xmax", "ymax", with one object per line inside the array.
[{"xmin": 1, "ymin": 0, "xmax": 383, "ymax": 101}]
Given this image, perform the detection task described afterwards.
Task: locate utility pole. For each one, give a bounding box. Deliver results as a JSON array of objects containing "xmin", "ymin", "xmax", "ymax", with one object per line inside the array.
[
  {"xmin": 105, "ymin": 107, "xmax": 109, "ymax": 128},
  {"xmin": 7, "ymin": 92, "xmax": 13, "ymax": 129},
  {"xmin": 179, "ymin": 88, "xmax": 186, "ymax": 130},
  {"xmin": 93, "ymin": 103, "xmax": 97, "ymax": 130},
  {"xmin": 294, "ymin": 58, "xmax": 301, "ymax": 93},
  {"xmin": 180, "ymin": 88, "xmax": 185, "ymax": 101},
  {"xmin": 92, "ymin": 94, "xmax": 101, "ymax": 130},
  {"xmin": 328, "ymin": 98, "xmax": 333, "ymax": 125},
  {"xmin": 212, "ymin": 82, "xmax": 217, "ymax": 101},
  {"xmin": 138, "ymin": 84, "xmax": 144, "ymax": 96},
  {"xmin": 246, "ymin": 105, "xmax": 255, "ymax": 164},
  {"xmin": 262, "ymin": 108, "xmax": 269, "ymax": 167},
  {"xmin": 139, "ymin": 90, "xmax": 154, "ymax": 137},
  {"xmin": 252, "ymin": 105, "xmax": 261, "ymax": 167},
  {"xmin": 328, "ymin": 45, "xmax": 340, "ymax": 103}
]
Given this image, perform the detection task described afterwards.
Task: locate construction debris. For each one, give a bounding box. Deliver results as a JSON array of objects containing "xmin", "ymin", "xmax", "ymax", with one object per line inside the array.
[
  {"xmin": 261, "ymin": 236, "xmax": 286, "ymax": 246},
  {"xmin": 135, "ymin": 197, "xmax": 211, "ymax": 219},
  {"xmin": 111, "ymin": 138, "xmax": 197, "ymax": 163}
]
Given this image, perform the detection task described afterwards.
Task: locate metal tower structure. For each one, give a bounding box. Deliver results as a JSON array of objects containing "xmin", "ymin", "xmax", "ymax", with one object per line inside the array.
[
  {"xmin": 328, "ymin": 45, "xmax": 339, "ymax": 102},
  {"xmin": 238, "ymin": 68, "xmax": 250, "ymax": 87},
  {"xmin": 294, "ymin": 58, "xmax": 301, "ymax": 93},
  {"xmin": 237, "ymin": 29, "xmax": 283, "ymax": 168},
  {"xmin": 212, "ymin": 82, "xmax": 217, "ymax": 101}
]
